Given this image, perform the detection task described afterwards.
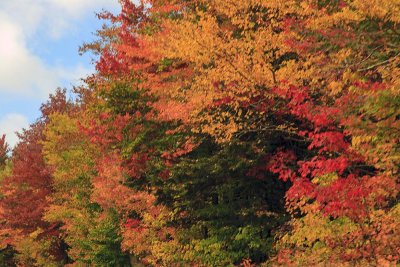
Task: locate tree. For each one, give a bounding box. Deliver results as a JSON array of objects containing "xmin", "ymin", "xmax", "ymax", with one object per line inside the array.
[{"xmin": 0, "ymin": 135, "xmax": 9, "ymax": 169}]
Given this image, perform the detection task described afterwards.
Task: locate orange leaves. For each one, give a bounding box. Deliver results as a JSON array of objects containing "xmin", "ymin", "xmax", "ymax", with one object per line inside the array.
[
  {"xmin": 161, "ymin": 137, "xmax": 198, "ymax": 163},
  {"xmin": 152, "ymin": 99, "xmax": 195, "ymax": 123},
  {"xmin": 92, "ymin": 153, "xmax": 155, "ymax": 214},
  {"xmin": 92, "ymin": 150, "xmax": 176, "ymax": 265},
  {"xmin": 151, "ymin": 0, "xmax": 300, "ymax": 138},
  {"xmin": 148, "ymin": 0, "xmax": 183, "ymax": 14}
]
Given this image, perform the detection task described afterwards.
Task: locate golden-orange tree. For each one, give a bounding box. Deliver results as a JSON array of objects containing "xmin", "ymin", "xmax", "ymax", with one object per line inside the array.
[{"xmin": 79, "ymin": 1, "xmax": 291, "ymax": 265}]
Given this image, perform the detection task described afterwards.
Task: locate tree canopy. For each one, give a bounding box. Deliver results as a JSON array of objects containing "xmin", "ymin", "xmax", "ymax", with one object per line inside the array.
[{"xmin": 0, "ymin": 0, "xmax": 399, "ymax": 266}]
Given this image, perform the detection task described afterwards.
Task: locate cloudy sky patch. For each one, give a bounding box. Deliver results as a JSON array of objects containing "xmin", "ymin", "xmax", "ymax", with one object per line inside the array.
[
  {"xmin": 0, "ymin": 113, "xmax": 29, "ymax": 148},
  {"xmin": 0, "ymin": 0, "xmax": 119, "ymax": 148}
]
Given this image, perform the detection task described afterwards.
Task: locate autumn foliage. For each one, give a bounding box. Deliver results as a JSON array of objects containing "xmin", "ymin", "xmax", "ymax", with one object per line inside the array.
[{"xmin": 0, "ymin": 0, "xmax": 399, "ymax": 266}]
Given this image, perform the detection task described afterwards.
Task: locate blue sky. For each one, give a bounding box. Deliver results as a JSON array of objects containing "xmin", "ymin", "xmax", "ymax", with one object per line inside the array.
[{"xmin": 0, "ymin": 0, "xmax": 120, "ymax": 147}]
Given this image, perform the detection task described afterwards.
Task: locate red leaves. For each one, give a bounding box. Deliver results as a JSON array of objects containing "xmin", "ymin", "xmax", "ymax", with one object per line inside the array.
[
  {"xmin": 298, "ymin": 155, "xmax": 349, "ymax": 178},
  {"xmin": 94, "ymin": 0, "xmax": 149, "ymax": 77},
  {"xmin": 124, "ymin": 218, "xmax": 142, "ymax": 232},
  {"xmin": 315, "ymin": 175, "xmax": 397, "ymax": 220},
  {"xmin": 213, "ymin": 96, "xmax": 233, "ymax": 106},
  {"xmin": 308, "ymin": 131, "xmax": 349, "ymax": 153},
  {"xmin": 96, "ymin": 50, "xmax": 130, "ymax": 76},
  {"xmin": 80, "ymin": 112, "xmax": 131, "ymax": 147},
  {"xmin": 125, "ymin": 152, "xmax": 150, "ymax": 179},
  {"xmin": 268, "ymin": 81, "xmax": 398, "ymax": 226},
  {"xmin": 268, "ymin": 80, "xmax": 398, "ymax": 265},
  {"xmin": 161, "ymin": 137, "xmax": 198, "ymax": 168},
  {"xmin": 312, "ymin": 106, "xmax": 340, "ymax": 130},
  {"xmin": 316, "ymin": 175, "xmax": 370, "ymax": 219},
  {"xmin": 286, "ymin": 178, "xmax": 315, "ymax": 200},
  {"xmin": 267, "ymin": 149, "xmax": 297, "ymax": 182},
  {"xmin": 158, "ymin": 169, "xmax": 171, "ymax": 180},
  {"xmin": 0, "ymin": 123, "xmax": 52, "ymax": 235}
]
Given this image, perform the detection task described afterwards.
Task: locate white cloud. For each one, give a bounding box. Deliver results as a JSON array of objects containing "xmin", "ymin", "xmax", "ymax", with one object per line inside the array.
[
  {"xmin": 0, "ymin": 0, "xmax": 120, "ymax": 146},
  {"xmin": 0, "ymin": 2, "xmax": 45, "ymax": 38},
  {"xmin": 0, "ymin": 0, "xmax": 119, "ymax": 98},
  {"xmin": 56, "ymin": 63, "xmax": 94, "ymax": 88},
  {"xmin": 0, "ymin": 0, "xmax": 119, "ymax": 38},
  {"xmin": 47, "ymin": 0, "xmax": 119, "ymax": 16},
  {"xmin": 44, "ymin": 0, "xmax": 120, "ymax": 39},
  {"xmin": 0, "ymin": 15, "xmax": 60, "ymax": 97},
  {"xmin": 0, "ymin": 113, "xmax": 29, "ymax": 148}
]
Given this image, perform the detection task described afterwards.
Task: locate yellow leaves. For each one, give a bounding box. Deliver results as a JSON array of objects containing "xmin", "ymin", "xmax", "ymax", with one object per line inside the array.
[
  {"xmin": 351, "ymin": 135, "xmax": 375, "ymax": 148},
  {"xmin": 160, "ymin": 14, "xmax": 219, "ymax": 66},
  {"xmin": 43, "ymin": 113, "xmax": 82, "ymax": 165},
  {"xmin": 284, "ymin": 212, "xmax": 329, "ymax": 247},
  {"xmin": 42, "ymin": 112, "xmax": 97, "ymax": 190},
  {"xmin": 328, "ymin": 81, "xmax": 344, "ymax": 96},
  {"xmin": 153, "ymin": 0, "xmax": 302, "ymax": 140},
  {"xmin": 200, "ymin": 119, "xmax": 238, "ymax": 143},
  {"xmin": 276, "ymin": 59, "xmax": 308, "ymax": 86},
  {"xmin": 342, "ymin": 70, "xmax": 359, "ymax": 83},
  {"xmin": 366, "ymin": 205, "xmax": 400, "ymax": 264},
  {"xmin": 0, "ymin": 161, "xmax": 12, "ymax": 182},
  {"xmin": 312, "ymin": 172, "xmax": 338, "ymax": 186},
  {"xmin": 335, "ymin": 48, "xmax": 353, "ymax": 64},
  {"xmin": 120, "ymin": 203, "xmax": 175, "ymax": 266},
  {"xmin": 13, "ymin": 228, "xmax": 59, "ymax": 267},
  {"xmin": 351, "ymin": 0, "xmax": 400, "ymax": 23},
  {"xmin": 286, "ymin": 196, "xmax": 317, "ymax": 215},
  {"xmin": 278, "ymin": 211, "xmax": 361, "ymax": 266},
  {"xmin": 304, "ymin": 6, "xmax": 361, "ymax": 31},
  {"xmin": 379, "ymin": 56, "xmax": 400, "ymax": 89}
]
